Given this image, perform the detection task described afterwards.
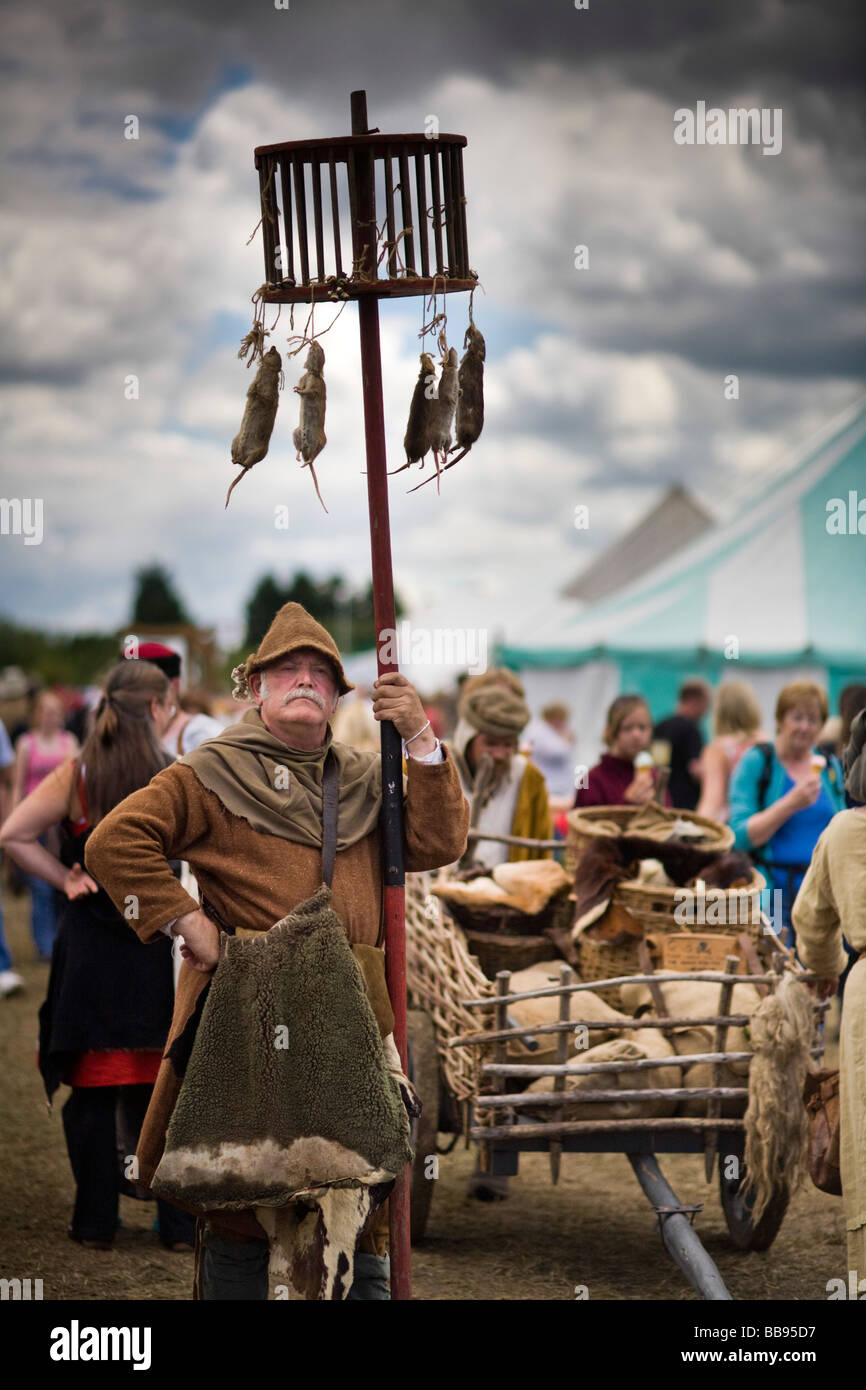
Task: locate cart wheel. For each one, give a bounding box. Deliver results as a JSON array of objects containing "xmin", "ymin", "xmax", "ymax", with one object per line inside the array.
[
  {"xmin": 406, "ymin": 1008, "xmax": 440, "ymax": 1244},
  {"xmin": 719, "ymin": 1147, "xmax": 789, "ymax": 1252}
]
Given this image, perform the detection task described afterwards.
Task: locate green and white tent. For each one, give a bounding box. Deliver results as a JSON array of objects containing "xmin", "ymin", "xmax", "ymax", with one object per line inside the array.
[{"xmin": 498, "ymin": 396, "xmax": 866, "ymax": 761}]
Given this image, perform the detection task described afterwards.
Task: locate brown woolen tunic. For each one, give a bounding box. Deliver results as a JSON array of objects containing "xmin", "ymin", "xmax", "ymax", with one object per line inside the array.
[{"xmin": 85, "ymin": 744, "xmax": 469, "ymax": 1216}]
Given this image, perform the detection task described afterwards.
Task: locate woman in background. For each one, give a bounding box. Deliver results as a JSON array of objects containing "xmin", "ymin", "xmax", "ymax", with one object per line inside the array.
[
  {"xmin": 0, "ymin": 661, "xmax": 193, "ymax": 1252},
  {"xmin": 13, "ymin": 690, "xmax": 79, "ymax": 960},
  {"xmin": 575, "ymin": 694, "xmax": 665, "ymax": 809},
  {"xmin": 728, "ymin": 680, "xmax": 845, "ymax": 941},
  {"xmin": 696, "ymin": 680, "xmax": 764, "ymax": 824}
]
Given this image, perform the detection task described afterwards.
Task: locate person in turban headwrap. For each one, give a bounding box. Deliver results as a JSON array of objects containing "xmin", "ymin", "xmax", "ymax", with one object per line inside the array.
[{"xmin": 451, "ymin": 669, "xmax": 552, "ymax": 868}]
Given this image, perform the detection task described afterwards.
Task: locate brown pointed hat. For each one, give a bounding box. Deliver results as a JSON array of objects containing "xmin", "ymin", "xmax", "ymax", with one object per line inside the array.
[{"xmin": 231, "ymin": 602, "xmax": 355, "ymax": 701}]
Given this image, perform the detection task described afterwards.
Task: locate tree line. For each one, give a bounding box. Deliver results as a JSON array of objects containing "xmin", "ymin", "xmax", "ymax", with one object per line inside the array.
[{"xmin": 0, "ymin": 565, "xmax": 405, "ymax": 688}]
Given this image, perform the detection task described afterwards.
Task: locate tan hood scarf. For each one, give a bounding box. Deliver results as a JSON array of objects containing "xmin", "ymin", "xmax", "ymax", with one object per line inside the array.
[
  {"xmin": 179, "ymin": 707, "xmax": 381, "ymax": 851},
  {"xmin": 452, "ymin": 683, "xmax": 531, "ymax": 812}
]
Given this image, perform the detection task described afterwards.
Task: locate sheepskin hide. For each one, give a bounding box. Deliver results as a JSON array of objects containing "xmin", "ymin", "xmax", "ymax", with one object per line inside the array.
[{"xmin": 152, "ymin": 884, "xmax": 411, "ymax": 1298}]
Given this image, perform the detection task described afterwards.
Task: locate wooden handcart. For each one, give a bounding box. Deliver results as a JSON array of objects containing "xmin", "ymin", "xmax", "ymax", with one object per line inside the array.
[{"xmin": 404, "ymin": 828, "xmax": 827, "ymax": 1301}]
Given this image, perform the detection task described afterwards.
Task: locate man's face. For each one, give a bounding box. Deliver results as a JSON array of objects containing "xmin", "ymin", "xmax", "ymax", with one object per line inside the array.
[
  {"xmin": 683, "ymin": 692, "xmax": 710, "ymax": 720},
  {"xmin": 468, "ymin": 732, "xmax": 517, "ymax": 770},
  {"xmin": 250, "ymin": 648, "xmax": 339, "ymax": 745}
]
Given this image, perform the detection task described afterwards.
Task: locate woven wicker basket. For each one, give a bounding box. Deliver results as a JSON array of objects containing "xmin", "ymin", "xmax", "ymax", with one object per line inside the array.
[
  {"xmin": 461, "ymin": 928, "xmax": 553, "ymax": 978},
  {"xmin": 575, "ymin": 868, "xmax": 766, "ymax": 1004},
  {"xmin": 617, "ymin": 868, "xmax": 765, "ymax": 938},
  {"xmin": 566, "ymin": 803, "xmax": 734, "ymax": 870},
  {"xmin": 439, "ymin": 888, "xmax": 574, "ymax": 939},
  {"xmin": 437, "ymin": 889, "xmax": 575, "ymax": 979},
  {"xmin": 576, "ymin": 934, "xmax": 663, "ymax": 1006}
]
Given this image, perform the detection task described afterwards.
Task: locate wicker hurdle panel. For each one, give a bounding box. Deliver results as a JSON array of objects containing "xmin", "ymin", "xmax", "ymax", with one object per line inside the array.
[{"xmin": 405, "ymin": 871, "xmax": 493, "ymax": 1101}]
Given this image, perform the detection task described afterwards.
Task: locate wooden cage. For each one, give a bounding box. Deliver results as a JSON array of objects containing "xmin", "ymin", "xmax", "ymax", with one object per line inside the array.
[{"xmin": 252, "ymin": 131, "xmax": 477, "ymax": 304}]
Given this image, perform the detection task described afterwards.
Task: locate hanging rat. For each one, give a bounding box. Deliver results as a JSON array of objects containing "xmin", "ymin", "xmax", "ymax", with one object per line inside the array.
[
  {"xmin": 408, "ymin": 321, "xmax": 486, "ymax": 492},
  {"xmin": 293, "ymin": 340, "xmax": 328, "ymax": 512},
  {"xmin": 226, "ymin": 346, "xmax": 282, "ymax": 508},
  {"xmin": 429, "ymin": 346, "xmax": 459, "ymax": 490},
  {"xmin": 452, "ymin": 321, "xmax": 485, "ymax": 464},
  {"xmin": 391, "ymin": 352, "xmax": 437, "ymax": 476}
]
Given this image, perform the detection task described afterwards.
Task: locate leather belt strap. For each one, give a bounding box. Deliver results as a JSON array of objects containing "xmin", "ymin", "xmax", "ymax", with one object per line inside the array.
[{"xmin": 321, "ymin": 748, "xmax": 338, "ymax": 890}]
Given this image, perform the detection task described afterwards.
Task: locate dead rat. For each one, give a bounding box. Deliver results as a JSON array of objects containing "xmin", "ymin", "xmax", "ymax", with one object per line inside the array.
[
  {"xmin": 226, "ymin": 345, "xmax": 282, "ymax": 508},
  {"xmin": 452, "ymin": 321, "xmax": 485, "ymax": 464},
  {"xmin": 292, "ymin": 340, "xmax": 328, "ymax": 512},
  {"xmin": 429, "ymin": 346, "xmax": 459, "ymax": 490},
  {"xmin": 391, "ymin": 352, "xmax": 437, "ymax": 476}
]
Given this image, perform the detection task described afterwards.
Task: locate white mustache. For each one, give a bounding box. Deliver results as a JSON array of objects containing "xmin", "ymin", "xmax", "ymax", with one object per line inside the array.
[{"xmin": 282, "ymin": 687, "xmax": 326, "ymax": 711}]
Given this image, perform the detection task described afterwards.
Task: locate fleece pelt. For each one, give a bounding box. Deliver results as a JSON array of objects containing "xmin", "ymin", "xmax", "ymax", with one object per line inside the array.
[{"xmin": 152, "ymin": 884, "xmax": 411, "ymax": 1214}]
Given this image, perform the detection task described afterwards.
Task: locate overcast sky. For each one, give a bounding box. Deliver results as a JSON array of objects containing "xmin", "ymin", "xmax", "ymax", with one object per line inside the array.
[{"xmin": 1, "ymin": 0, "xmax": 864, "ymax": 653}]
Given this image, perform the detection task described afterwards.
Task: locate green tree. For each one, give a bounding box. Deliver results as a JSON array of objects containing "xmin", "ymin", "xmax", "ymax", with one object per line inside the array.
[
  {"xmin": 131, "ymin": 565, "xmax": 191, "ymax": 625},
  {"xmin": 0, "ymin": 617, "xmax": 119, "ymax": 687},
  {"xmin": 239, "ymin": 571, "xmax": 405, "ymax": 658},
  {"xmin": 244, "ymin": 575, "xmax": 286, "ymax": 649}
]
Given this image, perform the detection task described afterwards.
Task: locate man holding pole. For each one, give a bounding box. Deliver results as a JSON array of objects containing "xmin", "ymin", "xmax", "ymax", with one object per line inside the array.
[{"xmin": 85, "ymin": 602, "xmax": 469, "ymax": 1299}]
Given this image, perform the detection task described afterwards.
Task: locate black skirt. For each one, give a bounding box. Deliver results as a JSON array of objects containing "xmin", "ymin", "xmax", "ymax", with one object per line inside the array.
[{"xmin": 38, "ymin": 828, "xmax": 175, "ymax": 1101}]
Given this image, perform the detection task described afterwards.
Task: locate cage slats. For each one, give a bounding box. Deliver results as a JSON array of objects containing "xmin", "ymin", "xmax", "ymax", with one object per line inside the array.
[
  {"xmin": 428, "ymin": 149, "xmax": 445, "ymax": 276},
  {"xmin": 258, "ymin": 155, "xmax": 280, "ymax": 284},
  {"xmin": 398, "ymin": 148, "xmax": 415, "ymax": 276},
  {"xmin": 414, "ymin": 152, "xmax": 429, "ymax": 278},
  {"xmin": 451, "ymin": 143, "xmax": 468, "ymax": 277},
  {"xmin": 383, "ymin": 145, "xmax": 398, "ymax": 278},
  {"xmin": 328, "ymin": 153, "xmax": 343, "ymax": 279},
  {"xmin": 255, "ymin": 135, "xmax": 472, "ymax": 301},
  {"xmin": 441, "ymin": 146, "xmax": 456, "ymax": 275},
  {"xmin": 311, "ymin": 155, "xmax": 325, "ymax": 282},
  {"xmin": 291, "ymin": 153, "xmax": 310, "ymax": 286},
  {"xmin": 347, "ymin": 147, "xmax": 360, "ymax": 273},
  {"xmin": 278, "ymin": 156, "xmax": 295, "ymax": 283}
]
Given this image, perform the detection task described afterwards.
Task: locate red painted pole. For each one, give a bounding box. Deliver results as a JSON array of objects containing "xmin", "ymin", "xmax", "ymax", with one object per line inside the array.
[{"xmin": 351, "ymin": 89, "xmax": 411, "ymax": 1303}]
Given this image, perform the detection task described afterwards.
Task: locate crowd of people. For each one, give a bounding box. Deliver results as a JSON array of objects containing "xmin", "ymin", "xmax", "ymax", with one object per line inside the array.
[{"xmin": 0, "ymin": 621, "xmax": 863, "ymax": 1295}]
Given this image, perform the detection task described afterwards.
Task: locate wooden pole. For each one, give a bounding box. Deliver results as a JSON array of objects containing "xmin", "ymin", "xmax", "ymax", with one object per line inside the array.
[
  {"xmin": 549, "ymin": 964, "xmax": 571, "ymax": 1184},
  {"xmin": 705, "ymin": 955, "xmax": 738, "ymax": 1179},
  {"xmin": 628, "ymin": 1155, "xmax": 733, "ymax": 1301},
  {"xmin": 351, "ymin": 88, "xmax": 411, "ymax": 1302}
]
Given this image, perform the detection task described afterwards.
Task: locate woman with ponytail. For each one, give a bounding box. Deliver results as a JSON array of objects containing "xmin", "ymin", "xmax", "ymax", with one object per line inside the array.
[{"xmin": 0, "ymin": 661, "xmax": 195, "ymax": 1251}]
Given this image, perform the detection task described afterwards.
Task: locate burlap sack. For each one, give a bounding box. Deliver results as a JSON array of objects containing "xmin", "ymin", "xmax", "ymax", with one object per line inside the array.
[
  {"xmin": 619, "ymin": 979, "xmax": 760, "ymax": 1078},
  {"xmin": 506, "ymin": 963, "xmax": 628, "ymax": 1069},
  {"xmin": 523, "ymin": 1029, "xmax": 681, "ymax": 1120}
]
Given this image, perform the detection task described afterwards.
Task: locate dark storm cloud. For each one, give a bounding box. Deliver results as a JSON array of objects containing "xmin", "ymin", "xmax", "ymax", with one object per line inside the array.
[
  {"xmin": 0, "ymin": 0, "xmax": 862, "ymax": 637},
  {"xmin": 21, "ymin": 2, "xmax": 865, "ymax": 134}
]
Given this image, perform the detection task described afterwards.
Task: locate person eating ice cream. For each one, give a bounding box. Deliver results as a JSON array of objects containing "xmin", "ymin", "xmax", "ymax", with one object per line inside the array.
[{"xmin": 575, "ymin": 695, "xmax": 669, "ymax": 808}]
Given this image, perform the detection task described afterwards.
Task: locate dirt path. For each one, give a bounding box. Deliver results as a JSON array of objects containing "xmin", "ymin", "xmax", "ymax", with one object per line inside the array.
[{"xmin": 0, "ymin": 896, "xmax": 845, "ymax": 1301}]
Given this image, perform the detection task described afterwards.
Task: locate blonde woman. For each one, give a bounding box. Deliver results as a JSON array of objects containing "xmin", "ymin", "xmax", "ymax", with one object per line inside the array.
[
  {"xmin": 696, "ymin": 681, "xmax": 764, "ymax": 823},
  {"xmin": 729, "ymin": 680, "xmax": 846, "ymax": 937}
]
